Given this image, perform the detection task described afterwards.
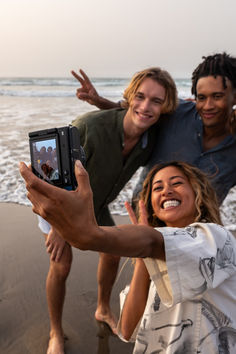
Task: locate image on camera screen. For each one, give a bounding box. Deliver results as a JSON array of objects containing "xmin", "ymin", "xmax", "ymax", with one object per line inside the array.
[{"xmin": 32, "ymin": 138, "xmax": 60, "ymax": 182}]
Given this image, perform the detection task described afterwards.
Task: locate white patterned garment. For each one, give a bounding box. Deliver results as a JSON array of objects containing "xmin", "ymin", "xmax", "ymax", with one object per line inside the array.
[{"xmin": 118, "ymin": 223, "xmax": 236, "ymax": 354}]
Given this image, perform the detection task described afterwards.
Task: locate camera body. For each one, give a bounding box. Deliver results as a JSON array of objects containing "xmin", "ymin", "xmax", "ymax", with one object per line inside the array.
[{"xmin": 29, "ymin": 125, "xmax": 85, "ymax": 190}]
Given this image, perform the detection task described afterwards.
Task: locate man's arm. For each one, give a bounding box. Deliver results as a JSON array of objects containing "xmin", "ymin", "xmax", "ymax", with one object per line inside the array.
[
  {"xmin": 19, "ymin": 160, "xmax": 165, "ymax": 259},
  {"xmin": 71, "ymin": 69, "xmax": 120, "ymax": 110}
]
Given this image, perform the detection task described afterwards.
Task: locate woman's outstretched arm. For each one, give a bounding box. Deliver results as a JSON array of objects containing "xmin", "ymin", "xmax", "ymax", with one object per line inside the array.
[{"xmin": 19, "ymin": 160, "xmax": 165, "ymax": 259}]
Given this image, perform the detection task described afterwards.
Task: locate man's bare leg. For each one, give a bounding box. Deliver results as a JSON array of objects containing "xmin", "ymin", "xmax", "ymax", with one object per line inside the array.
[
  {"xmin": 44, "ymin": 235, "xmax": 73, "ymax": 354},
  {"xmin": 95, "ymin": 253, "xmax": 120, "ymax": 334}
]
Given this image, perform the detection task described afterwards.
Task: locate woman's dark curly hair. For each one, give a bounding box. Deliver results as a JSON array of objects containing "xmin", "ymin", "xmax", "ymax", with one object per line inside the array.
[{"xmin": 138, "ymin": 161, "xmax": 222, "ymax": 227}]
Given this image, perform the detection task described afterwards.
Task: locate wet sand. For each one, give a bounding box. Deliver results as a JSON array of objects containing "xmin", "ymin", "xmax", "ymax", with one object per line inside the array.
[{"xmin": 0, "ymin": 203, "xmax": 134, "ymax": 354}]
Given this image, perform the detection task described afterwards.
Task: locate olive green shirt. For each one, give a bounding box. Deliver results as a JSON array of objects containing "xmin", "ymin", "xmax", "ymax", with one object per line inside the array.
[{"xmin": 72, "ymin": 108, "xmax": 158, "ymax": 225}]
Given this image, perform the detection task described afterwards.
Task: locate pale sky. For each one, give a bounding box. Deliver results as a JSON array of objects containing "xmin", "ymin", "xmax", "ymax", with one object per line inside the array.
[{"xmin": 0, "ymin": 0, "xmax": 235, "ymax": 78}]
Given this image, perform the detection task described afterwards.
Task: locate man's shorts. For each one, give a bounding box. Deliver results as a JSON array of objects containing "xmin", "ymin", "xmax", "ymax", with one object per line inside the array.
[{"xmin": 38, "ymin": 215, "xmax": 51, "ymax": 234}]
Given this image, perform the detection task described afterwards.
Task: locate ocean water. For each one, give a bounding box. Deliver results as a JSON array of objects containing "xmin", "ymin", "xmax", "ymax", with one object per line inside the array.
[{"xmin": 0, "ymin": 77, "xmax": 235, "ymax": 230}]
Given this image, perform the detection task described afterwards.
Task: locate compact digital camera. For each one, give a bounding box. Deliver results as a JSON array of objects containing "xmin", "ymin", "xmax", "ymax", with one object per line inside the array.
[{"xmin": 29, "ymin": 125, "xmax": 85, "ymax": 190}]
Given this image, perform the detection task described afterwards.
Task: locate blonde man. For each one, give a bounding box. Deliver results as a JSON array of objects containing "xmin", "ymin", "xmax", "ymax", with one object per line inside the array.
[{"xmin": 38, "ymin": 67, "xmax": 178, "ymax": 353}]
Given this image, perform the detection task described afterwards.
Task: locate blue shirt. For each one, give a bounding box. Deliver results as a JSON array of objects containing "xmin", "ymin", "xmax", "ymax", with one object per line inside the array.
[{"xmin": 144, "ymin": 100, "xmax": 236, "ymax": 204}]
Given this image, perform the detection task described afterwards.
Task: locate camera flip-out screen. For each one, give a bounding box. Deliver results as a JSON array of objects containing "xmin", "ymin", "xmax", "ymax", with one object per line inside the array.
[
  {"xmin": 29, "ymin": 125, "xmax": 85, "ymax": 190},
  {"xmin": 31, "ymin": 136, "xmax": 61, "ymax": 183}
]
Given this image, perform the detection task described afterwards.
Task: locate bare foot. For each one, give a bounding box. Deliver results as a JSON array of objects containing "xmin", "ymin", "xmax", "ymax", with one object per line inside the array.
[
  {"xmin": 47, "ymin": 334, "xmax": 65, "ymax": 354},
  {"xmin": 95, "ymin": 309, "xmax": 118, "ymax": 335}
]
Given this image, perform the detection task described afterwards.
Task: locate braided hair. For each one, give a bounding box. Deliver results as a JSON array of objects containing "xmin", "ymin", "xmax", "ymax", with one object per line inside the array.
[{"xmin": 191, "ymin": 52, "xmax": 236, "ymax": 97}]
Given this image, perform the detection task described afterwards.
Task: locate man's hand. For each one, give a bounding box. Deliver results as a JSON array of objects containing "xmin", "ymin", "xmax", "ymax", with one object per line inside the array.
[
  {"xmin": 71, "ymin": 69, "xmax": 100, "ymax": 106},
  {"xmin": 19, "ymin": 160, "xmax": 98, "ymax": 249},
  {"xmin": 46, "ymin": 228, "xmax": 66, "ymax": 262},
  {"xmin": 71, "ymin": 69, "xmax": 120, "ymax": 110}
]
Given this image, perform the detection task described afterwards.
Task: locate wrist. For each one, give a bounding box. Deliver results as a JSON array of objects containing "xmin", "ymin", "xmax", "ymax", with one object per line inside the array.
[{"xmin": 95, "ymin": 95, "xmax": 105, "ymax": 108}]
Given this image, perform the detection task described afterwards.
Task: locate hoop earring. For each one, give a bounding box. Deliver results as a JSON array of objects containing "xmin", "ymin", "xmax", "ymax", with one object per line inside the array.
[
  {"xmin": 231, "ymin": 105, "xmax": 236, "ymax": 123},
  {"xmin": 230, "ymin": 106, "xmax": 236, "ymax": 134}
]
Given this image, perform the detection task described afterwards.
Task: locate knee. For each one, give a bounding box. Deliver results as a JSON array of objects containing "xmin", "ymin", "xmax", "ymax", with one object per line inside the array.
[
  {"xmin": 100, "ymin": 253, "xmax": 120, "ymax": 267},
  {"xmin": 49, "ymin": 258, "xmax": 72, "ymax": 280}
]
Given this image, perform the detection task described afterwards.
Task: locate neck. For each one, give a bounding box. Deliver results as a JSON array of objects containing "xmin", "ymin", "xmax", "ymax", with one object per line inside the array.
[
  {"xmin": 123, "ymin": 112, "xmax": 146, "ymax": 138},
  {"xmin": 203, "ymin": 124, "xmax": 229, "ymax": 151},
  {"xmin": 122, "ymin": 112, "xmax": 144, "ymax": 156}
]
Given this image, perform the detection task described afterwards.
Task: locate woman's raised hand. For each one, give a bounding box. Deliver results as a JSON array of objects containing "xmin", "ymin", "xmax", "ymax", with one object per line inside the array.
[{"xmin": 125, "ymin": 200, "xmax": 149, "ymax": 226}]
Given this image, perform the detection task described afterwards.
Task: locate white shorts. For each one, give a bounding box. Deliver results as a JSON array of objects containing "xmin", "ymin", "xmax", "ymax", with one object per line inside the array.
[{"xmin": 37, "ymin": 215, "xmax": 51, "ymax": 234}]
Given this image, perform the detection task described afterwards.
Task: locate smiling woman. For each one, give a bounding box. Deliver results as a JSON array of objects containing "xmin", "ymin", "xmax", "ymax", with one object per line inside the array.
[
  {"xmin": 138, "ymin": 161, "xmax": 222, "ymax": 227},
  {"xmin": 117, "ymin": 161, "xmax": 235, "ymax": 353},
  {"xmin": 19, "ymin": 158, "xmax": 236, "ymax": 353},
  {"xmin": 150, "ymin": 165, "xmax": 197, "ymax": 228}
]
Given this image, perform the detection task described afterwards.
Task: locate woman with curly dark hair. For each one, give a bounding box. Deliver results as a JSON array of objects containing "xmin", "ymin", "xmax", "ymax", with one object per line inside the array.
[{"xmin": 20, "ymin": 159, "xmax": 236, "ymax": 353}]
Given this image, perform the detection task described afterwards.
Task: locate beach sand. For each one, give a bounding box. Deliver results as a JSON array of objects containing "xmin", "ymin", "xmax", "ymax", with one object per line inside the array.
[
  {"xmin": 0, "ymin": 203, "xmax": 134, "ymax": 354},
  {"xmin": 1, "ymin": 203, "xmax": 235, "ymax": 354}
]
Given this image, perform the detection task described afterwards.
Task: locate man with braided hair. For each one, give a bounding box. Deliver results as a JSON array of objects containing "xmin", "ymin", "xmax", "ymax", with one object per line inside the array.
[
  {"xmin": 191, "ymin": 52, "xmax": 236, "ymax": 99},
  {"xmin": 140, "ymin": 52, "xmax": 236, "ymax": 204}
]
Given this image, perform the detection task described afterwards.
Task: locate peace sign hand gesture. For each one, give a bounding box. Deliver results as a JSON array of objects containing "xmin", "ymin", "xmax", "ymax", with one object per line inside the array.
[{"xmin": 125, "ymin": 200, "xmax": 149, "ymax": 226}]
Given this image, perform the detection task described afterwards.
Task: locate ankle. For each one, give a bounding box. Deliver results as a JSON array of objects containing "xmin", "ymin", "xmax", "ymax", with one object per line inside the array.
[
  {"xmin": 95, "ymin": 304, "xmax": 111, "ymax": 316},
  {"xmin": 49, "ymin": 329, "xmax": 64, "ymax": 339}
]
